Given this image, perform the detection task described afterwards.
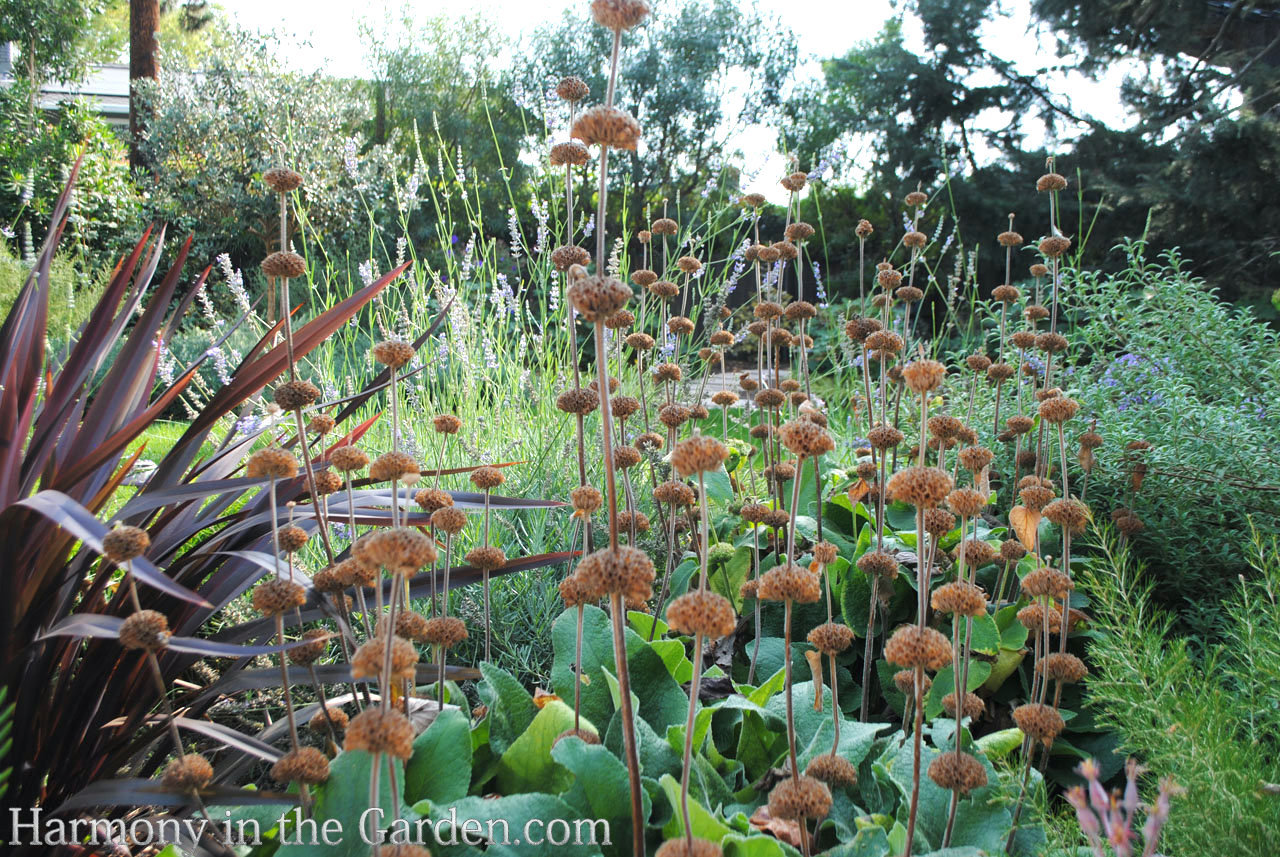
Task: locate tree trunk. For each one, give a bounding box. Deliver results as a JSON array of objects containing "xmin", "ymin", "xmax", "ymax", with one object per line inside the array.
[{"xmin": 129, "ymin": 0, "xmax": 160, "ymax": 170}]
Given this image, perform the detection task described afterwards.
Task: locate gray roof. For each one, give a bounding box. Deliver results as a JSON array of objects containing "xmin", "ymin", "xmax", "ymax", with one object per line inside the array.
[{"xmin": 0, "ymin": 43, "xmax": 131, "ymax": 121}]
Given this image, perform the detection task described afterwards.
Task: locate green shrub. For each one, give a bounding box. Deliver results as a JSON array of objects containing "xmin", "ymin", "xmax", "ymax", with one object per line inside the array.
[
  {"xmin": 0, "ymin": 81, "xmax": 140, "ymax": 260},
  {"xmin": 1078, "ymin": 527, "xmax": 1280, "ymax": 857},
  {"xmin": 134, "ymin": 29, "xmax": 403, "ymax": 272},
  {"xmin": 0, "ymin": 243, "xmax": 101, "ymax": 335},
  {"xmin": 1064, "ymin": 242, "xmax": 1280, "ymax": 636}
]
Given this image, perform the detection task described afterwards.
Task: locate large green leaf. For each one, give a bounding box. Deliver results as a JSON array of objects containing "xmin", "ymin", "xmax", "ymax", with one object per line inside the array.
[
  {"xmin": 551, "ymin": 605, "xmax": 616, "ymax": 734},
  {"xmin": 276, "ymin": 749, "xmax": 401, "ymax": 857},
  {"xmin": 651, "ymin": 638, "xmax": 695, "ymax": 684},
  {"xmin": 840, "ymin": 565, "xmax": 875, "ymax": 637},
  {"xmin": 658, "ymin": 773, "xmax": 732, "ymax": 841},
  {"xmin": 966, "ymin": 614, "xmax": 1002, "ymax": 656},
  {"xmin": 824, "ymin": 825, "xmax": 892, "ymax": 857},
  {"xmin": 479, "ymin": 662, "xmax": 538, "ymax": 757},
  {"xmin": 553, "ymin": 733, "xmax": 650, "ymax": 825},
  {"xmin": 924, "ymin": 663, "xmax": 992, "ymax": 720},
  {"xmin": 405, "ymin": 708, "xmax": 472, "ymax": 806},
  {"xmin": 431, "ymin": 793, "xmax": 604, "ymax": 856},
  {"xmin": 495, "ymin": 699, "xmax": 580, "ymax": 795}
]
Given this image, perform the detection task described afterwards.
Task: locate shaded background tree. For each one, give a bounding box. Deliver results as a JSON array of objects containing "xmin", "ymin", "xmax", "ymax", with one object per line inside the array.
[
  {"xmin": 785, "ymin": 0, "xmax": 1280, "ymax": 305},
  {"xmin": 517, "ymin": 0, "xmax": 797, "ymax": 224}
]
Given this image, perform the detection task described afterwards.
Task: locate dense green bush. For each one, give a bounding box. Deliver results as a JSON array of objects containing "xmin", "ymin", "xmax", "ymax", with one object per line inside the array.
[
  {"xmin": 0, "ymin": 81, "xmax": 140, "ymax": 259},
  {"xmin": 134, "ymin": 30, "xmax": 403, "ymax": 273},
  {"xmin": 1063, "ymin": 242, "xmax": 1280, "ymax": 636},
  {"xmin": 1078, "ymin": 528, "xmax": 1280, "ymax": 857},
  {"xmin": 0, "ymin": 243, "xmax": 101, "ymax": 335}
]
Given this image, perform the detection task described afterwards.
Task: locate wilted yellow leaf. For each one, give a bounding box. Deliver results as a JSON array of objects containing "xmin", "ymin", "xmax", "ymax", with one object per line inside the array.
[{"xmin": 1009, "ymin": 505, "xmax": 1041, "ymax": 552}]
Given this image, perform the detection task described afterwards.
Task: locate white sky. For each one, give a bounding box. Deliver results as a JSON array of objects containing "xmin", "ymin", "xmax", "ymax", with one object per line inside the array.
[{"xmin": 213, "ymin": 0, "xmax": 1141, "ymax": 188}]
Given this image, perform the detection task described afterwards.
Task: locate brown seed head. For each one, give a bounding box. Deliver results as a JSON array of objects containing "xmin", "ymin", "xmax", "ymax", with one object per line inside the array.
[
  {"xmin": 278, "ymin": 525, "xmax": 308, "ymax": 553},
  {"xmin": 772, "ymin": 240, "xmax": 799, "ymax": 261},
  {"xmin": 812, "ymin": 541, "xmax": 838, "ymax": 566},
  {"xmin": 162, "ymin": 754, "xmax": 213, "ymax": 791},
  {"xmin": 369, "ymin": 451, "xmax": 420, "ymax": 484},
  {"xmin": 466, "ymin": 545, "xmax": 507, "ymax": 572},
  {"xmin": 273, "ymin": 380, "xmax": 321, "ymax": 411},
  {"xmin": 655, "ymin": 480, "xmax": 696, "ymax": 506},
  {"xmin": 1021, "ymin": 566, "xmax": 1073, "ymax": 599},
  {"xmin": 262, "ymin": 251, "xmax": 306, "ymax": 279},
  {"xmin": 372, "ymin": 340, "xmax": 415, "ymax": 370},
  {"xmin": 119, "ymin": 610, "xmax": 170, "ymax": 651},
  {"xmin": 666, "ymin": 590, "xmax": 736, "ymax": 639},
  {"xmin": 591, "ymin": 0, "xmax": 650, "ymax": 30},
  {"xmin": 423, "ymin": 616, "xmax": 468, "ymax": 648},
  {"xmin": 902, "ymin": 359, "xmax": 946, "ymax": 394},
  {"xmin": 263, "ymin": 167, "xmax": 303, "ymax": 193},
  {"xmin": 329, "ymin": 445, "xmax": 369, "ymax": 473},
  {"xmin": 710, "ymin": 390, "xmax": 739, "ymax": 408},
  {"xmin": 986, "ymin": 362, "xmax": 1015, "ymax": 383},
  {"xmin": 941, "ymin": 692, "xmax": 986, "ymax": 722},
  {"xmin": 758, "ymin": 562, "xmax": 822, "ymax": 603},
  {"xmin": 806, "ymin": 752, "xmax": 857, "ymax": 787},
  {"xmin": 931, "ymin": 580, "xmax": 988, "ymax": 617},
  {"xmin": 1013, "ymin": 702, "xmax": 1066, "ymax": 745},
  {"xmin": 1006, "ymin": 415, "xmax": 1034, "ymax": 434},
  {"xmin": 928, "ymin": 750, "xmax": 988, "ymax": 794},
  {"xmin": 894, "ymin": 669, "xmax": 932, "ymax": 696},
  {"xmin": 785, "ymin": 222, "xmax": 815, "ymax": 242},
  {"xmin": 1036, "ymin": 173, "xmax": 1068, "ymax": 192},
  {"xmin": 991, "ymin": 284, "xmax": 1021, "ymax": 303},
  {"xmin": 469, "ymin": 466, "xmax": 505, "ymax": 491},
  {"xmin": 1044, "ymin": 497, "xmax": 1089, "ymax": 534},
  {"xmin": 309, "ymin": 705, "xmax": 349, "ymax": 734},
  {"xmin": 636, "ymin": 431, "xmax": 664, "ymax": 450},
  {"xmin": 651, "ymin": 217, "xmax": 678, "ymax": 235},
  {"xmin": 654, "ymin": 838, "xmax": 722, "ymax": 857},
  {"xmin": 1038, "ymin": 652, "xmax": 1088, "ymax": 683},
  {"xmin": 103, "ymin": 525, "xmax": 150, "ymax": 562},
  {"xmin": 658, "ymin": 402, "xmax": 692, "ymax": 428},
  {"xmin": 855, "ymin": 219, "xmax": 874, "ymax": 237},
  {"xmin": 334, "ymin": 557, "xmax": 377, "ymax": 587},
  {"xmin": 550, "ymin": 243, "xmax": 592, "ymax": 271},
  {"xmin": 768, "ymin": 774, "xmax": 832, "ymax": 820},
  {"xmin": 415, "ymin": 487, "xmax": 453, "ymax": 514},
  {"xmin": 556, "ymin": 387, "xmax": 599, "ymax": 416},
  {"xmin": 667, "ymin": 315, "xmax": 695, "ymax": 336},
  {"xmin": 271, "ymin": 746, "xmax": 330, "ymax": 785},
  {"xmin": 352, "ymin": 635, "xmax": 418, "ymax": 682},
  {"xmin": 252, "ymin": 579, "xmax": 306, "ymax": 616},
  {"xmin": 884, "ymin": 625, "xmax": 953, "ymax": 670},
  {"xmin": 905, "ymin": 191, "xmax": 928, "ymax": 207},
  {"xmin": 887, "ymin": 466, "xmax": 953, "ymax": 508},
  {"xmin": 355, "ymin": 527, "xmax": 437, "ymax": 572},
  {"xmin": 672, "ymin": 434, "xmax": 729, "ymax": 477},
  {"xmin": 1039, "ymin": 235, "xmax": 1071, "ymax": 258},
  {"xmin": 313, "ymin": 470, "xmax": 342, "ymax": 496},
  {"xmin": 430, "ymin": 506, "xmax": 467, "ymax": 535},
  {"xmin": 924, "ymin": 508, "xmax": 956, "ymax": 537},
  {"xmin": 903, "ymin": 230, "xmax": 927, "ymax": 249},
  {"xmin": 778, "ymin": 419, "xmax": 834, "ymax": 459},
  {"xmin": 568, "ymin": 274, "xmax": 631, "ymax": 322},
  {"xmin": 308, "ymin": 413, "xmax": 336, "ymax": 436},
  {"xmin": 857, "ymin": 549, "xmax": 899, "ymax": 580},
  {"xmin": 574, "ymin": 546, "xmax": 655, "ymax": 603},
  {"xmin": 807, "ymin": 621, "xmax": 855, "ymax": 655},
  {"xmin": 555, "ymin": 76, "xmax": 590, "ymax": 102},
  {"xmin": 867, "ymin": 424, "xmax": 904, "ymax": 451},
  {"xmin": 345, "ymin": 708, "xmax": 414, "ymax": 759}
]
